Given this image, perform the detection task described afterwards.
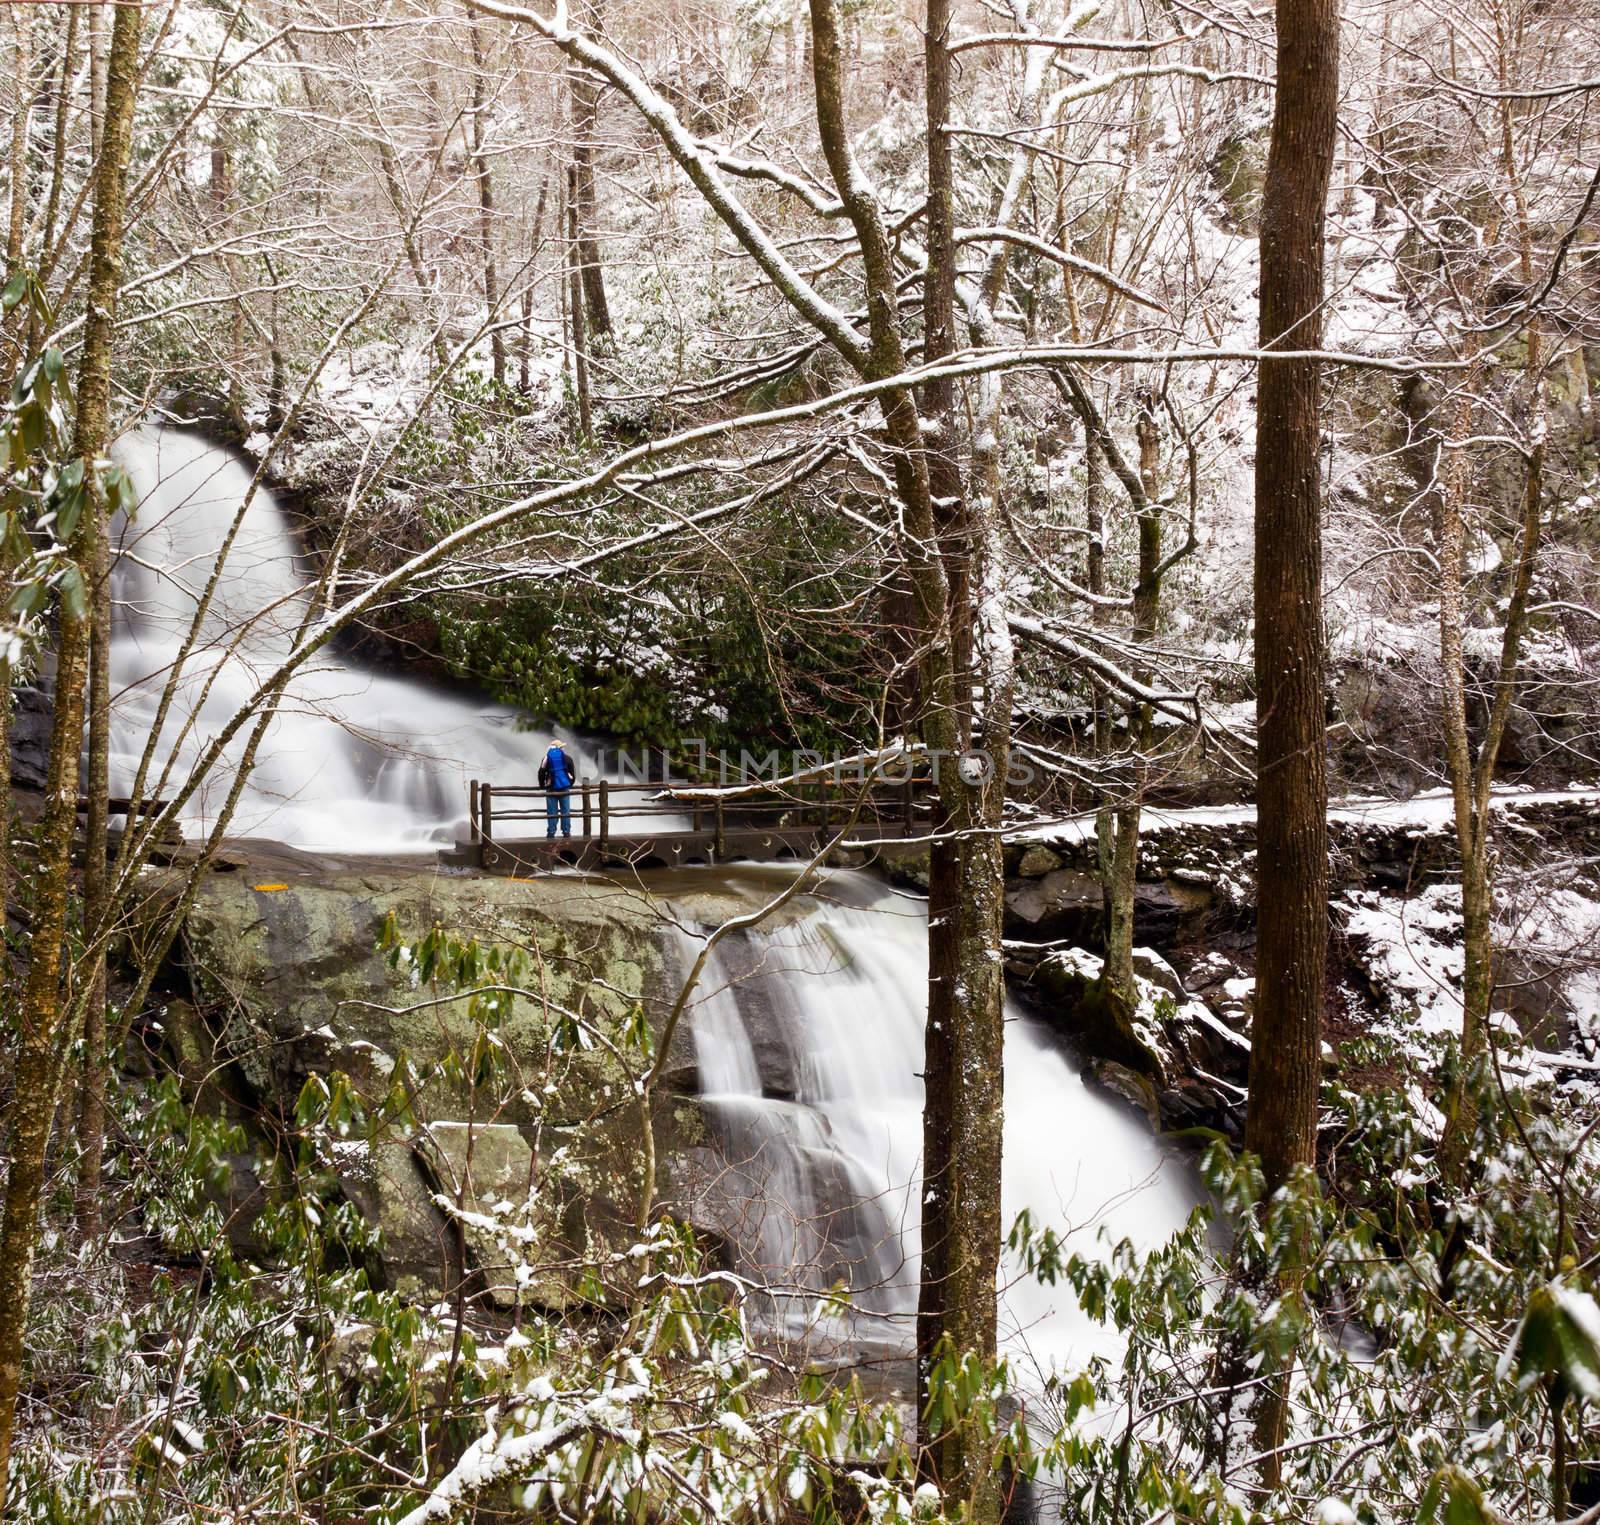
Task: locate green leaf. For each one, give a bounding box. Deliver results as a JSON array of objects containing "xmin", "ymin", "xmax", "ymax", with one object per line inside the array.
[
  {"xmin": 104, "ymin": 463, "xmax": 138, "ymax": 518},
  {"xmin": 0, "ymin": 270, "xmax": 26, "ymax": 311},
  {"xmin": 58, "ymin": 563, "xmax": 87, "ymax": 622},
  {"xmin": 55, "ymin": 485, "xmax": 85, "ymax": 544},
  {"xmin": 1419, "ymin": 1466, "xmax": 1494, "ymax": 1525},
  {"xmin": 1501, "ymin": 1280, "xmax": 1600, "ymax": 1400},
  {"xmin": 9, "ymin": 583, "xmax": 44, "ymax": 621},
  {"xmin": 17, "ymin": 401, "xmax": 44, "ymax": 456},
  {"xmin": 40, "ymin": 347, "xmax": 63, "ymax": 383}
]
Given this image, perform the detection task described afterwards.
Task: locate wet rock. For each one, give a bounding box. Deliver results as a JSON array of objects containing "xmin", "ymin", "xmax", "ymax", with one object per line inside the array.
[
  {"xmin": 1016, "ymin": 946, "xmax": 1170, "ymax": 1080},
  {"xmin": 10, "ymin": 686, "xmax": 50, "ymax": 790},
  {"xmin": 1132, "ymin": 948, "xmax": 1184, "ymax": 1001},
  {"xmin": 420, "ymin": 1121, "xmax": 563, "ymax": 1310},
  {"xmin": 881, "ymin": 846, "xmax": 930, "ymax": 892},
  {"xmin": 334, "ymin": 1138, "xmax": 459, "ymax": 1301},
  {"xmin": 1090, "ymin": 1060, "xmax": 1162, "ymax": 1129},
  {"xmin": 168, "ymin": 863, "xmax": 800, "ymax": 1293}
]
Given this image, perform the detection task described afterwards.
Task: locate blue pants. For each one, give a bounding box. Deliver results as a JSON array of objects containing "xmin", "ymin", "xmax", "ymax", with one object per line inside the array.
[{"xmin": 546, "ymin": 789, "xmax": 572, "ymax": 838}]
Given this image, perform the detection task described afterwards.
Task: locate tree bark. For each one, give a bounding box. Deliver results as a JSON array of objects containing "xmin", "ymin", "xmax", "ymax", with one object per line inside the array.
[
  {"xmin": 1245, "ymin": 0, "xmax": 1337, "ymax": 1198},
  {"xmin": 1102, "ymin": 393, "xmax": 1162, "ymax": 1029},
  {"xmin": 41, "ymin": 6, "xmax": 76, "ymax": 258},
  {"xmin": 567, "ymin": 166, "xmax": 593, "ymax": 437},
  {"xmin": 1242, "ymin": 0, "xmax": 1338, "ymax": 1478},
  {"xmin": 0, "ymin": 5, "xmax": 142, "ymax": 1497},
  {"xmin": 75, "ymin": 445, "xmax": 114, "ymax": 1241},
  {"xmin": 0, "ymin": 6, "xmax": 29, "ymax": 925},
  {"xmin": 909, "ymin": 6, "xmax": 1009, "ymax": 1515},
  {"xmin": 1437, "ymin": 62, "xmax": 1546, "ymax": 1157},
  {"xmin": 6, "ymin": 9, "xmax": 28, "ymax": 269}
]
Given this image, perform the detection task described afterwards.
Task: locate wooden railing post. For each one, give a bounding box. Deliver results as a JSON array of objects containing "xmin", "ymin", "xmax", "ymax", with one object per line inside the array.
[
  {"xmin": 599, "ymin": 779, "xmax": 610, "ymax": 841},
  {"xmin": 481, "ymin": 783, "xmax": 493, "ymax": 844},
  {"xmin": 469, "ymin": 779, "xmax": 480, "ymax": 842},
  {"xmin": 714, "ymin": 796, "xmax": 725, "ymax": 859},
  {"xmin": 582, "ymin": 780, "xmax": 593, "ymax": 839},
  {"xmin": 903, "ymin": 774, "xmax": 914, "ymax": 829}
]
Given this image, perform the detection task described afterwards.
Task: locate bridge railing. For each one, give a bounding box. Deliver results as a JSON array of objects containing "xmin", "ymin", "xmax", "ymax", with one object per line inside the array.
[{"xmin": 468, "ymin": 776, "xmax": 933, "ymax": 850}]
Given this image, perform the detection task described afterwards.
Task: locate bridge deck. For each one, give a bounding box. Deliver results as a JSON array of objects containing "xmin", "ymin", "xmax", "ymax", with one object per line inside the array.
[{"xmin": 458, "ymin": 776, "xmax": 932, "ymax": 875}]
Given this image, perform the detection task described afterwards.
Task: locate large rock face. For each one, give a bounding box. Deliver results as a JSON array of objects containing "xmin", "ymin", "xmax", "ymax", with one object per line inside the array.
[{"xmin": 168, "ymin": 855, "xmax": 806, "ymax": 1304}]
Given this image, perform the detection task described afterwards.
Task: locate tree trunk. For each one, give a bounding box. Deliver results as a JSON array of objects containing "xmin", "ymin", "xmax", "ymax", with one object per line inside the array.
[
  {"xmin": 1242, "ymin": 0, "xmax": 1338, "ymax": 1479},
  {"xmin": 41, "ymin": 6, "xmax": 76, "ymax": 258},
  {"xmin": 1438, "ymin": 69, "xmax": 1546, "ymax": 1155},
  {"xmin": 567, "ymin": 166, "xmax": 592, "ymax": 438},
  {"xmin": 1245, "ymin": 0, "xmax": 1337, "ymax": 1201},
  {"xmin": 908, "ymin": 5, "xmax": 1007, "ymax": 1515},
  {"xmin": 0, "ymin": 5, "xmax": 142, "ymax": 1499},
  {"xmin": 6, "ymin": 10, "xmax": 27, "ymax": 269},
  {"xmin": 0, "ymin": 7, "xmax": 29, "ymax": 926},
  {"xmin": 570, "ymin": 1, "xmax": 612, "ymax": 347},
  {"xmin": 916, "ymin": 0, "xmax": 960, "ymax": 1479},
  {"xmin": 468, "ymin": 18, "xmax": 507, "ymax": 388}
]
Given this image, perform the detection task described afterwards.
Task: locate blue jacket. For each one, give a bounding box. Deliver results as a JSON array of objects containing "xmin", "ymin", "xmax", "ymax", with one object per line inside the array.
[{"xmin": 539, "ymin": 746, "xmax": 575, "ymax": 791}]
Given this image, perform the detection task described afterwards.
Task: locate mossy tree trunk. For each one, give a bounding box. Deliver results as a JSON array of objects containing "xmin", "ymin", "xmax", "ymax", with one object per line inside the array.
[{"xmin": 0, "ymin": 4, "xmax": 142, "ymax": 1499}]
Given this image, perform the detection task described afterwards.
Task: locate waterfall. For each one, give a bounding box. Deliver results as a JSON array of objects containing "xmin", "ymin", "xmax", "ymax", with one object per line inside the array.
[
  {"xmin": 676, "ymin": 868, "xmax": 1198, "ymax": 1383},
  {"xmin": 108, "ymin": 425, "xmax": 589, "ymax": 849},
  {"xmin": 113, "ymin": 426, "xmax": 1198, "ymax": 1391}
]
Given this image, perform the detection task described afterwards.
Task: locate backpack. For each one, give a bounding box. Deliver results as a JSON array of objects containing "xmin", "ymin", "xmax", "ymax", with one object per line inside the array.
[{"xmin": 540, "ymin": 747, "xmax": 573, "ymax": 790}]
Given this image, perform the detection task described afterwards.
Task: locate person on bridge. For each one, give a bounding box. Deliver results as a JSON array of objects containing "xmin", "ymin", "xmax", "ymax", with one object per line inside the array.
[{"xmin": 539, "ymin": 739, "xmax": 577, "ymax": 839}]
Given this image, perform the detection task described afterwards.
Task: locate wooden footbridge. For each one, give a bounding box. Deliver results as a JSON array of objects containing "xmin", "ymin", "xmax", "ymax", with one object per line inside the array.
[{"xmin": 455, "ymin": 775, "xmax": 936, "ymax": 875}]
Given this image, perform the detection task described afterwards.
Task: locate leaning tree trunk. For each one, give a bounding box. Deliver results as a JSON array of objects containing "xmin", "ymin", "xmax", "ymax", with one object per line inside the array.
[
  {"xmin": 1102, "ymin": 394, "xmax": 1163, "ymax": 1031},
  {"xmin": 0, "ymin": 6, "xmax": 31, "ymax": 921},
  {"xmin": 1242, "ymin": 0, "xmax": 1339, "ymax": 1480},
  {"xmin": 0, "ymin": 4, "xmax": 142, "ymax": 1501},
  {"xmin": 1439, "ymin": 76, "xmax": 1546, "ymax": 1161}
]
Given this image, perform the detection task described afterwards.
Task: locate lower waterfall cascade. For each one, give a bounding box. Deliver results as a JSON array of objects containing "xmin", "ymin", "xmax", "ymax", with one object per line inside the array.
[{"xmin": 677, "ymin": 868, "xmax": 1198, "ymax": 1384}]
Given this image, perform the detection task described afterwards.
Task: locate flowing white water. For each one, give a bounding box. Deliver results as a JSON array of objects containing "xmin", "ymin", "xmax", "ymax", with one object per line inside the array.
[
  {"xmin": 678, "ymin": 869, "xmax": 1198, "ymax": 1383},
  {"xmin": 116, "ymin": 427, "xmax": 1197, "ymax": 1394},
  {"xmin": 108, "ymin": 425, "xmax": 592, "ymax": 849}
]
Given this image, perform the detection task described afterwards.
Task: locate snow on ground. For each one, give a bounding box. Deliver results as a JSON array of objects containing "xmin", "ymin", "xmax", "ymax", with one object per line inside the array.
[
  {"xmin": 1012, "ymin": 785, "xmax": 1600, "ymax": 846},
  {"xmin": 1343, "ymin": 883, "xmax": 1464, "ymax": 1035}
]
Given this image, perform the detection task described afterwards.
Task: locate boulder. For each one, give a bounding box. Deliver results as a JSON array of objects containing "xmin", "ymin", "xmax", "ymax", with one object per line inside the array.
[
  {"xmin": 333, "ymin": 1138, "xmax": 459, "ymax": 1302},
  {"xmin": 420, "ymin": 1121, "xmax": 559, "ymax": 1309},
  {"xmin": 1005, "ymin": 869, "xmax": 1103, "ymax": 942},
  {"xmin": 1020, "ymin": 947, "xmax": 1170, "ymax": 1080},
  {"xmin": 170, "ymin": 860, "xmax": 801, "ymax": 1295},
  {"xmin": 1016, "ymin": 845, "xmax": 1064, "ymax": 879},
  {"xmin": 1089, "ymin": 1061, "xmax": 1162, "ymax": 1129}
]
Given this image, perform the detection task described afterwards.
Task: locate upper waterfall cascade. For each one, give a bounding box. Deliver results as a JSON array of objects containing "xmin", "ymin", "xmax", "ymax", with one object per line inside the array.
[{"xmin": 109, "ymin": 425, "xmax": 585, "ymax": 850}]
